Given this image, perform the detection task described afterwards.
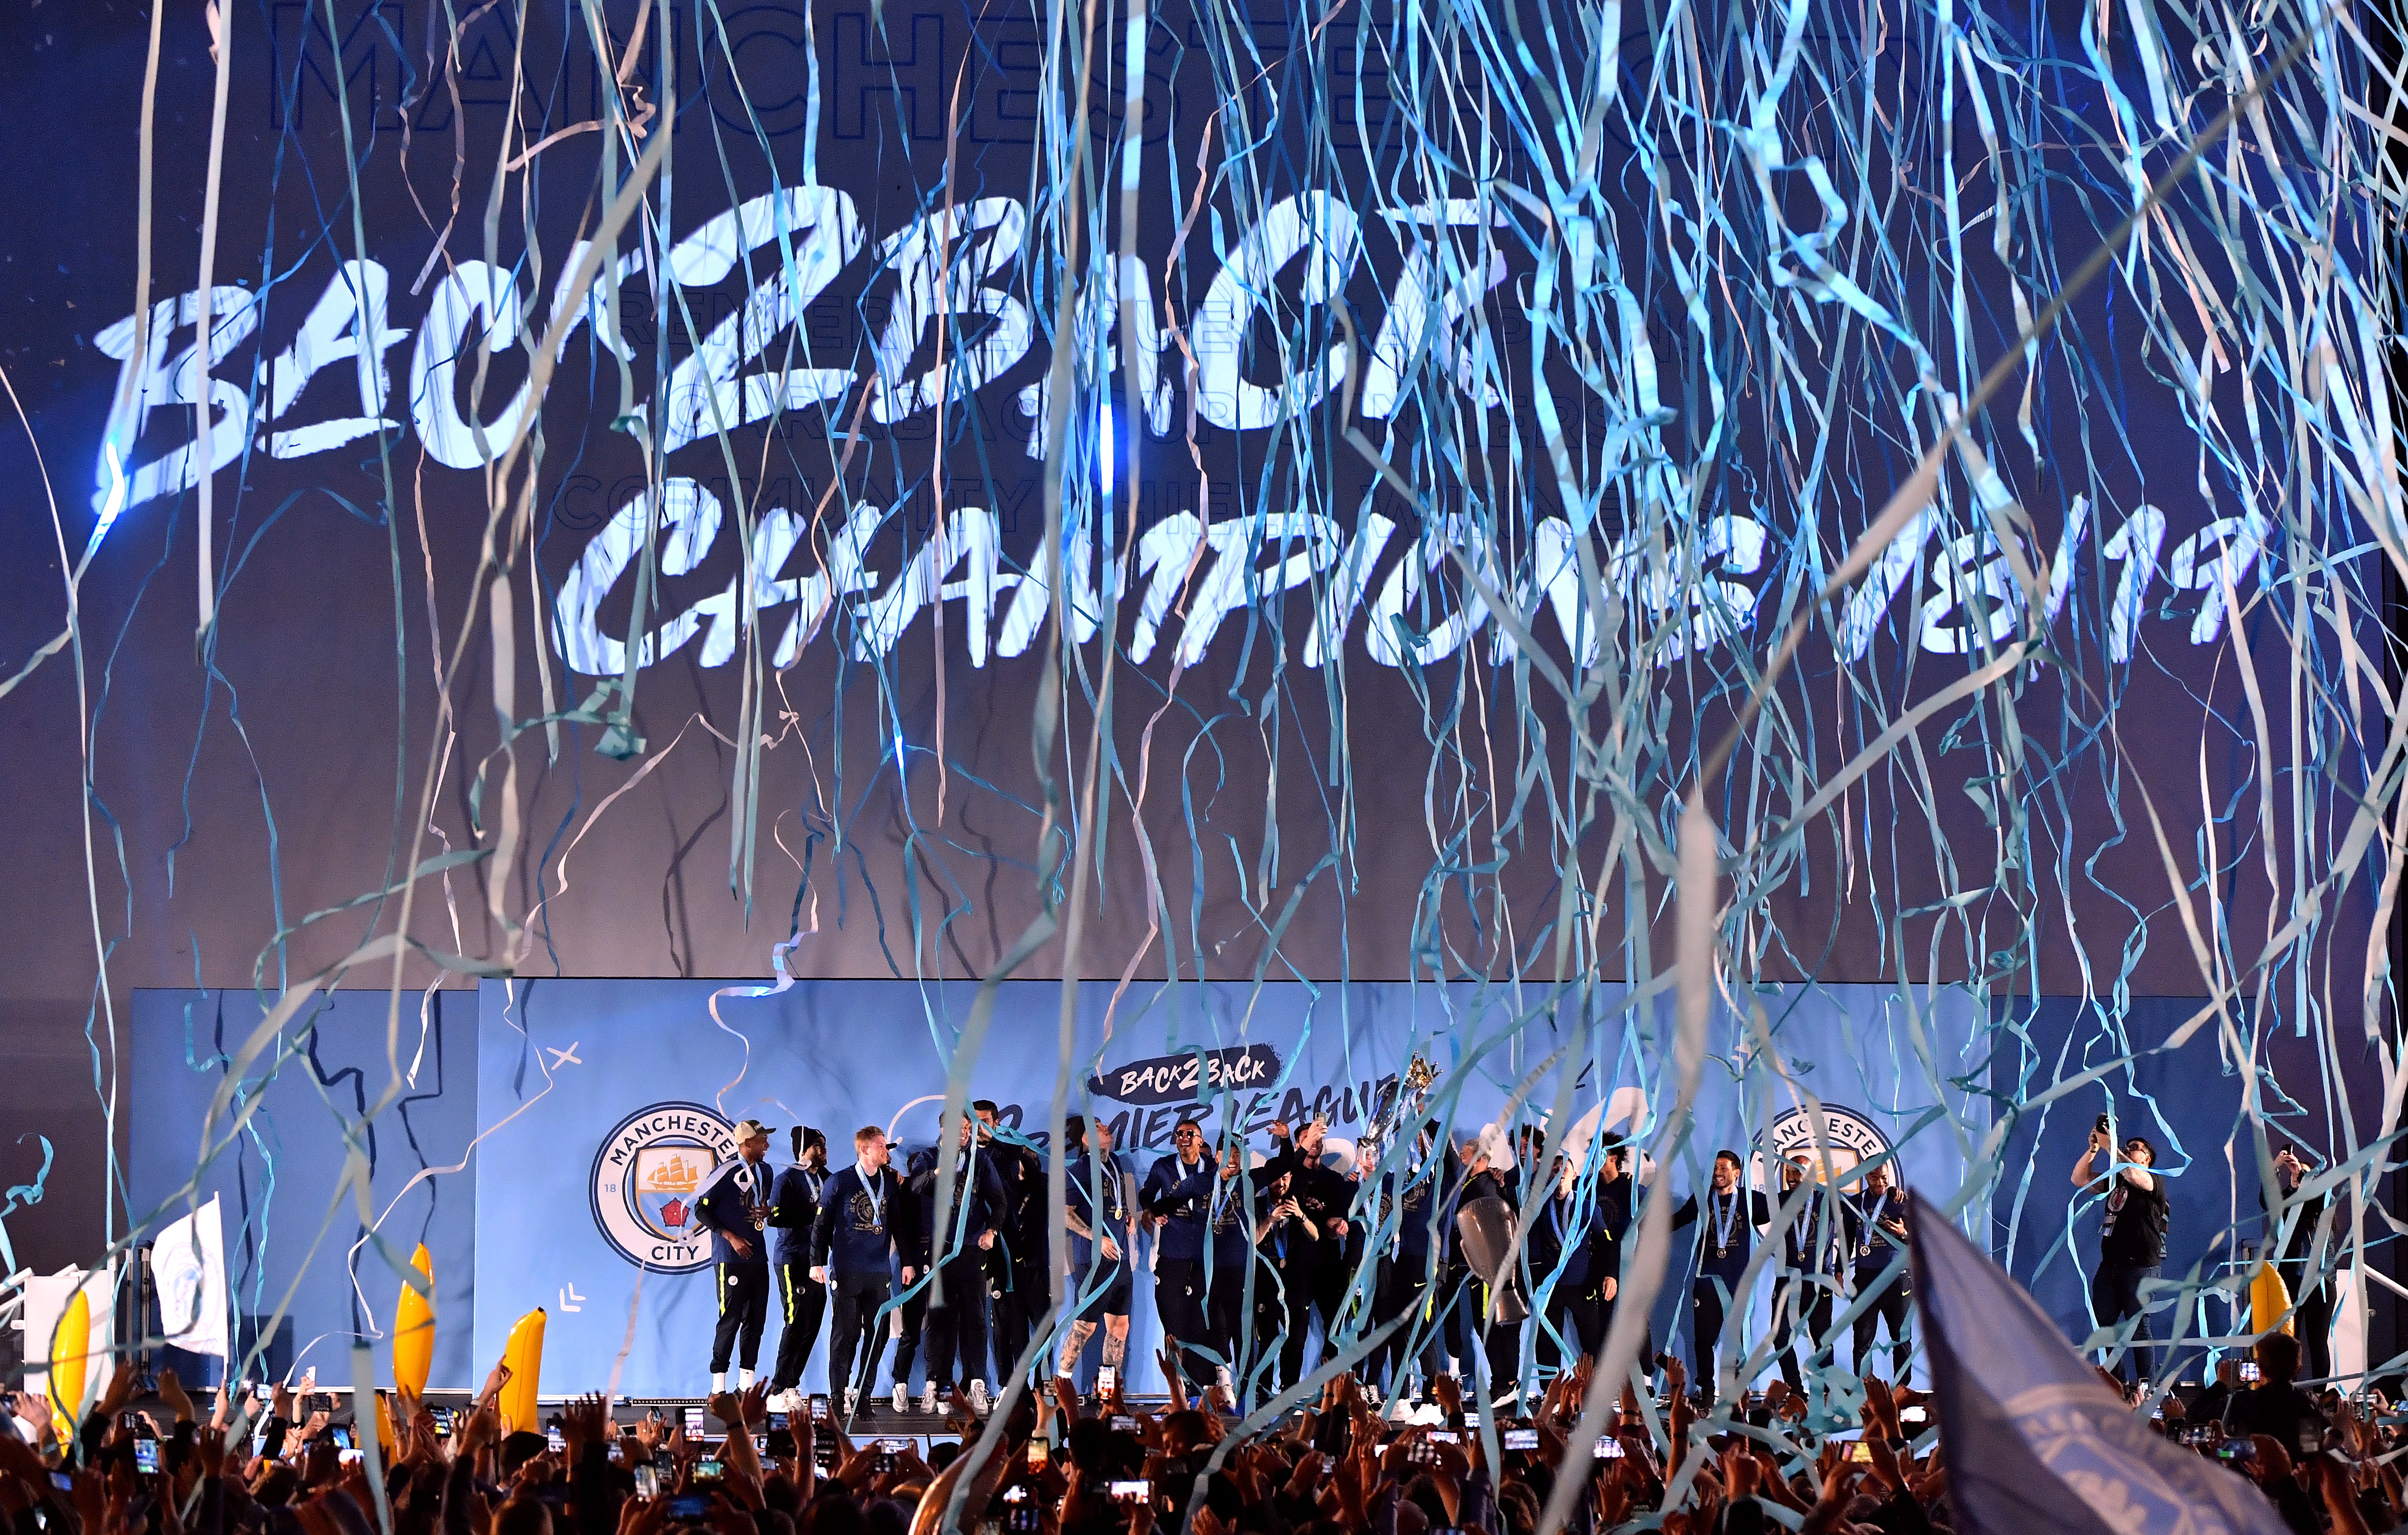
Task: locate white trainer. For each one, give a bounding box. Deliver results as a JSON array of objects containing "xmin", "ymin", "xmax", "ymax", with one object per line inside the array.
[
  {"xmin": 968, "ymin": 1379, "xmax": 992, "ymax": 1418},
  {"xmin": 842, "ymin": 1386, "xmax": 860, "ymax": 1419},
  {"xmin": 920, "ymin": 1382, "xmax": 939, "ymax": 1415},
  {"xmin": 892, "ymin": 1382, "xmax": 909, "ymax": 1414}
]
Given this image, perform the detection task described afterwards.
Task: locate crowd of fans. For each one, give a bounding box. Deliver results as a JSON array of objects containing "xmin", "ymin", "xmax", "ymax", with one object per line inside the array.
[{"xmin": 5, "ymin": 1328, "xmax": 2407, "ymax": 1535}]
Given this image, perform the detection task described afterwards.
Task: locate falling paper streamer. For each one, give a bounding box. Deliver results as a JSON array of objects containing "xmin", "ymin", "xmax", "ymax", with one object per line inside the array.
[{"xmin": 0, "ymin": 0, "xmax": 2400, "ymax": 1514}]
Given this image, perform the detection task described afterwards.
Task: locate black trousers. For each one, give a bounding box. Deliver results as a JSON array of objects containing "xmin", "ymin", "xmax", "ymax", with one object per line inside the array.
[
  {"xmin": 922, "ymin": 1254, "xmax": 991, "ymax": 1389},
  {"xmin": 1270, "ymin": 1251, "xmax": 1348, "ymax": 1386},
  {"xmin": 1537, "ymin": 1284, "xmax": 1603, "ymax": 1371},
  {"xmin": 770, "ymin": 1262, "xmax": 827, "ymax": 1389},
  {"xmin": 888, "ymin": 1279, "xmax": 930, "ymax": 1389},
  {"xmin": 2279, "ymin": 1262, "xmax": 2334, "ymax": 1381},
  {"xmin": 1371, "ymin": 1254, "xmax": 1436, "ymax": 1390},
  {"xmin": 1769, "ymin": 1277, "xmax": 1834, "ymax": 1392},
  {"xmin": 1851, "ymin": 1269, "xmax": 1912, "ymax": 1381},
  {"xmin": 986, "ymin": 1254, "xmax": 1046, "ymax": 1385},
  {"xmin": 1690, "ymin": 1273, "xmax": 1740, "ymax": 1384},
  {"xmin": 826, "ymin": 1271, "xmax": 892, "ymax": 1398},
  {"xmin": 1155, "ymin": 1257, "xmax": 1214, "ymax": 1384},
  {"xmin": 1262, "ymin": 1254, "xmax": 1315, "ymax": 1389},
  {"xmin": 712, "ymin": 1261, "xmax": 770, "ymax": 1372}
]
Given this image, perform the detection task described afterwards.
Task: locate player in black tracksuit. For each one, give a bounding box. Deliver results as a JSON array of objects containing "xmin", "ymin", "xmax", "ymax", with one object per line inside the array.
[
  {"xmin": 974, "ymin": 1100, "xmax": 1048, "ymax": 1390},
  {"xmin": 909, "ymin": 1120, "xmax": 1009, "ymax": 1407},
  {"xmin": 766, "ymin": 1127, "xmax": 831, "ymax": 1404},
  {"xmin": 695, "ymin": 1120, "xmax": 778, "ymax": 1392},
  {"xmin": 1261, "ymin": 1118, "xmax": 1360, "ymax": 1385}
]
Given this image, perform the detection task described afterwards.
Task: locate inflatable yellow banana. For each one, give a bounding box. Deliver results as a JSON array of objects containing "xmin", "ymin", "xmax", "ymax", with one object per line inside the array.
[
  {"xmin": 2250, "ymin": 1262, "xmax": 2296, "ymax": 1337},
  {"xmin": 498, "ymin": 1308, "xmax": 545, "ymax": 1434},
  {"xmin": 49, "ymin": 1287, "xmax": 90, "ymax": 1438},
  {"xmin": 393, "ymin": 1245, "xmax": 436, "ymax": 1397},
  {"xmin": 372, "ymin": 1391, "xmax": 397, "ymax": 1457}
]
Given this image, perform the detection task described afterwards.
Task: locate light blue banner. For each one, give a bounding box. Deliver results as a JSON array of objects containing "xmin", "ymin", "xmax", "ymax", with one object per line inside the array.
[{"xmin": 470, "ymin": 976, "xmax": 1986, "ymax": 1397}]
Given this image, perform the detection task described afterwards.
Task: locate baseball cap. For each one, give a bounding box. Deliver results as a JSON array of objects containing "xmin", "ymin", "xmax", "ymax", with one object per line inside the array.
[{"xmin": 734, "ymin": 1118, "xmax": 777, "ymax": 1141}]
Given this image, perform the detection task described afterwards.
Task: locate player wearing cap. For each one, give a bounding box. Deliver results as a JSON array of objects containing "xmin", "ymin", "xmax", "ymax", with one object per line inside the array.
[{"xmin": 696, "ymin": 1118, "xmax": 778, "ymax": 1394}]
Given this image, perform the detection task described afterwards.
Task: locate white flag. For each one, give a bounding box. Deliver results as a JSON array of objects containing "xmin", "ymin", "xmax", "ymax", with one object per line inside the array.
[{"xmin": 154, "ymin": 1196, "xmax": 228, "ymax": 1358}]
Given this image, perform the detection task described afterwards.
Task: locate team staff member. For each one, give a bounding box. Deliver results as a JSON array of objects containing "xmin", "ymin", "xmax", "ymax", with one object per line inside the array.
[
  {"xmin": 810, "ymin": 1126, "xmax": 919, "ymax": 1418},
  {"xmin": 695, "ymin": 1118, "xmax": 777, "ymax": 1395},
  {"xmin": 1845, "ymin": 1160, "xmax": 1911, "ymax": 1381},
  {"xmin": 2071, "ymin": 1121, "xmax": 2168, "ymax": 1386},
  {"xmin": 1057, "ymin": 1115, "xmax": 1135, "ymax": 1401},
  {"xmin": 765, "ymin": 1127, "xmax": 831, "ymax": 1412},
  {"xmin": 1671, "ymin": 1149, "xmax": 1773, "ymax": 1391}
]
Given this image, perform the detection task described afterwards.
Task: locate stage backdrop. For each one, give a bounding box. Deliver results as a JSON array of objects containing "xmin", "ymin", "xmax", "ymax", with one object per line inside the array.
[
  {"xmin": 127, "ymin": 988, "xmax": 481, "ymax": 1389},
  {"xmin": 471, "ymin": 976, "xmax": 1990, "ymax": 1396}
]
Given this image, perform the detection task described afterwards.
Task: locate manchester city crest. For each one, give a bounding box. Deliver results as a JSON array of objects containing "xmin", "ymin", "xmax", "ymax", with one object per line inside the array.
[
  {"xmin": 590, "ymin": 1103, "xmax": 742, "ymax": 1271},
  {"xmin": 1752, "ymin": 1103, "xmax": 1895, "ymax": 1189}
]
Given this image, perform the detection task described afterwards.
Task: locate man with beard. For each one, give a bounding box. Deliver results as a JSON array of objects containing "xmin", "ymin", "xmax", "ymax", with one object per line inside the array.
[{"xmin": 1671, "ymin": 1150, "xmax": 1772, "ymax": 1392}]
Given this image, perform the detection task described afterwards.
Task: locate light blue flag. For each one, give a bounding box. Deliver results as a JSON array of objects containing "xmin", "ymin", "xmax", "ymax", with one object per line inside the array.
[{"xmin": 1908, "ymin": 1190, "xmax": 2291, "ymax": 1535}]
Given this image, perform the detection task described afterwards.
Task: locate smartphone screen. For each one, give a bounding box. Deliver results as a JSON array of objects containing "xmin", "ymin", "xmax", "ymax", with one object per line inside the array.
[
  {"xmin": 633, "ymin": 1466, "xmax": 660, "ymax": 1499},
  {"xmin": 133, "ymin": 1441, "xmax": 161, "ymax": 1475},
  {"xmin": 1847, "ymin": 1442, "xmax": 1874, "ymax": 1464},
  {"xmin": 1108, "ymin": 1481, "xmax": 1149, "ymax": 1502},
  {"xmin": 2239, "ymin": 1362, "xmax": 2262, "ymax": 1382},
  {"xmin": 331, "ymin": 1426, "xmax": 354, "ymax": 1451},
  {"xmin": 1110, "ymin": 1415, "xmax": 1138, "ymax": 1434},
  {"xmin": 768, "ymin": 1412, "xmax": 789, "ymax": 1430},
  {"xmin": 548, "ymin": 1428, "xmax": 567, "ymax": 1454},
  {"xmin": 693, "ymin": 1460, "xmax": 727, "ymax": 1482},
  {"xmin": 1899, "ymin": 1406, "xmax": 1927, "ymax": 1425},
  {"xmin": 1026, "ymin": 1441, "xmax": 1049, "ymax": 1470},
  {"xmin": 684, "ymin": 1407, "xmax": 707, "ymax": 1436},
  {"xmin": 1593, "ymin": 1437, "xmax": 1624, "ymax": 1459},
  {"xmin": 1503, "ymin": 1429, "xmax": 1537, "ymax": 1451},
  {"xmin": 429, "ymin": 1407, "xmax": 455, "ymax": 1435},
  {"xmin": 338, "ymin": 1450, "xmax": 364, "ymax": 1467},
  {"xmin": 1428, "ymin": 1430, "xmax": 1459, "ymax": 1444},
  {"xmin": 809, "ymin": 1395, "xmax": 830, "ymax": 1422},
  {"xmin": 669, "ymin": 1495, "xmax": 712, "ymax": 1520}
]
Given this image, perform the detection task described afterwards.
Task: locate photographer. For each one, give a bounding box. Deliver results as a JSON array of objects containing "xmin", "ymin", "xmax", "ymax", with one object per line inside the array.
[
  {"xmin": 2266, "ymin": 1145, "xmax": 2335, "ymax": 1381},
  {"xmin": 2072, "ymin": 1118, "xmax": 2168, "ymax": 1386}
]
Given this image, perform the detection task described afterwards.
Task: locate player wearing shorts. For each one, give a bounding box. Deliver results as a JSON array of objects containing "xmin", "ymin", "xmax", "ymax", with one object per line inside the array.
[{"xmin": 1057, "ymin": 1115, "xmax": 1136, "ymax": 1401}]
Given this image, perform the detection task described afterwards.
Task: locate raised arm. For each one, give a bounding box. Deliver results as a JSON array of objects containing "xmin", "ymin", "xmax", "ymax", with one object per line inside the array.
[{"xmin": 2072, "ymin": 1129, "xmax": 2105, "ymax": 1189}]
